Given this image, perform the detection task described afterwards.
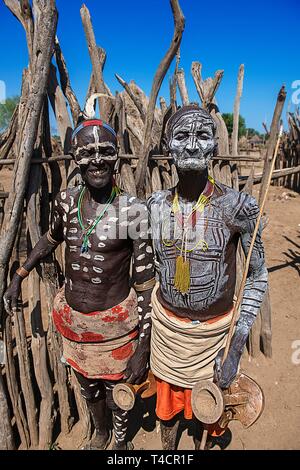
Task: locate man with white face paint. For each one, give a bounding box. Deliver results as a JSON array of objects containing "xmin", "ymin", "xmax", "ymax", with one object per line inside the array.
[
  {"xmin": 4, "ymin": 112, "xmax": 155, "ymax": 450},
  {"xmin": 148, "ymin": 105, "xmax": 268, "ymax": 449}
]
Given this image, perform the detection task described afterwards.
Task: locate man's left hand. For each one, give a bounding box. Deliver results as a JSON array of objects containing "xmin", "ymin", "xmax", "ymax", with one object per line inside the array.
[
  {"xmin": 213, "ymin": 347, "xmax": 241, "ymax": 390},
  {"xmin": 123, "ymin": 346, "xmax": 149, "ymax": 385}
]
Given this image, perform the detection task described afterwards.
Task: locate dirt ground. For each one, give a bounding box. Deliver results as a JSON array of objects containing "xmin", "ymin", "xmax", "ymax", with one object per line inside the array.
[{"xmin": 57, "ymin": 184, "xmax": 300, "ymax": 451}]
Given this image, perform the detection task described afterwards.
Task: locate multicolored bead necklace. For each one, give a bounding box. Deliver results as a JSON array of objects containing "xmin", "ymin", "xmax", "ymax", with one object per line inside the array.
[{"xmin": 77, "ymin": 183, "xmax": 120, "ymax": 253}]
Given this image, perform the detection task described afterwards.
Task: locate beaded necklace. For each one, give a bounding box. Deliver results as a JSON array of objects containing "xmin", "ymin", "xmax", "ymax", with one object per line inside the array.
[
  {"xmin": 77, "ymin": 184, "xmax": 120, "ymax": 253},
  {"xmin": 163, "ymin": 175, "xmax": 215, "ymax": 294}
]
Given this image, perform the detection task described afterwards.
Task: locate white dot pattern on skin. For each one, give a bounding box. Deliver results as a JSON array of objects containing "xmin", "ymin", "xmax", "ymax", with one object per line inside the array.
[
  {"xmin": 136, "ymin": 266, "xmax": 145, "ymax": 273},
  {"xmin": 138, "ymin": 296, "xmax": 144, "ymax": 302},
  {"xmin": 83, "ymin": 267, "xmax": 88, "ymax": 273},
  {"xmin": 72, "ymin": 264, "xmax": 80, "ymax": 271},
  {"xmin": 70, "ymin": 196, "xmax": 74, "ymax": 207},
  {"xmin": 69, "ymin": 228, "xmax": 77, "ymax": 234},
  {"xmin": 93, "ymin": 267, "xmax": 103, "ymax": 273},
  {"xmin": 146, "ymin": 246, "xmax": 153, "ymax": 253},
  {"xmin": 146, "ymin": 264, "xmax": 153, "ymax": 269},
  {"xmin": 98, "ymin": 242, "xmax": 106, "ymax": 248},
  {"xmin": 94, "ymin": 255, "xmax": 104, "ymax": 261},
  {"xmin": 60, "ymin": 202, "xmax": 70, "ymax": 213},
  {"xmin": 139, "ymin": 243, "xmax": 146, "ymax": 249},
  {"xmin": 143, "ymin": 323, "xmax": 151, "ymax": 329},
  {"xmin": 54, "ymin": 200, "xmax": 58, "ymax": 206},
  {"xmin": 68, "ymin": 236, "xmax": 78, "ymax": 241},
  {"xmin": 63, "ymin": 227, "xmax": 67, "ymax": 236},
  {"xmin": 63, "ymin": 214, "xmax": 67, "ymax": 223},
  {"xmin": 144, "ymin": 312, "xmax": 151, "ymax": 319},
  {"xmin": 70, "ymin": 217, "xmax": 78, "ymax": 224},
  {"xmin": 137, "ymin": 254, "xmax": 145, "ymax": 261},
  {"xmin": 92, "ymin": 278, "xmax": 102, "ymax": 284},
  {"xmin": 138, "ymin": 307, "xmax": 143, "ymax": 313},
  {"xmin": 70, "ymin": 208, "xmax": 77, "ymax": 215},
  {"xmin": 61, "ymin": 192, "xmax": 66, "ymax": 200},
  {"xmin": 69, "ymin": 246, "xmax": 77, "ymax": 253}
]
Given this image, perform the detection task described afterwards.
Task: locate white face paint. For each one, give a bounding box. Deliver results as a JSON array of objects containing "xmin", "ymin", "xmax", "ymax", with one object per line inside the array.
[{"xmin": 169, "ymin": 112, "xmax": 216, "ymax": 172}]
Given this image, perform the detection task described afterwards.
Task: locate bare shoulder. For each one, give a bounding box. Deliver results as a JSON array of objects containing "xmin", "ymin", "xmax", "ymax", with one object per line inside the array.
[
  {"xmin": 213, "ymin": 181, "xmax": 260, "ymax": 228},
  {"xmin": 147, "ymin": 189, "xmax": 172, "ymax": 211},
  {"xmin": 118, "ymin": 191, "xmax": 148, "ymax": 216},
  {"xmin": 54, "ymin": 186, "xmax": 81, "ymax": 214}
]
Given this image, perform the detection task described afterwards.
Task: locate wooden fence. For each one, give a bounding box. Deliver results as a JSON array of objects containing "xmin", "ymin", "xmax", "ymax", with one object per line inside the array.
[{"xmin": 0, "ymin": 0, "xmax": 297, "ymax": 450}]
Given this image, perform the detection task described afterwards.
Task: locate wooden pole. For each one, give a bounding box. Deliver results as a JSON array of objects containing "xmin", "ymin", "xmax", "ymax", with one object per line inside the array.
[
  {"xmin": 0, "ymin": 0, "xmax": 58, "ymax": 317},
  {"xmin": 0, "ymin": 374, "xmax": 15, "ymax": 449},
  {"xmin": 222, "ymin": 126, "xmax": 283, "ymax": 364},
  {"xmin": 232, "ymin": 65, "xmax": 244, "ymax": 157},
  {"xmin": 80, "ymin": 4, "xmax": 114, "ymax": 123},
  {"xmin": 259, "ymin": 86, "xmax": 286, "ymax": 206},
  {"xmin": 135, "ymin": 0, "xmax": 185, "ymax": 197}
]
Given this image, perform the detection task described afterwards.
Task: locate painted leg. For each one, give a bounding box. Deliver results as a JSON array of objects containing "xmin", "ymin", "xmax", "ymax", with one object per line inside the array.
[
  {"xmin": 105, "ymin": 380, "xmax": 131, "ymax": 450},
  {"xmin": 111, "ymin": 409, "xmax": 130, "ymax": 450},
  {"xmin": 74, "ymin": 371, "xmax": 110, "ymax": 450},
  {"xmin": 160, "ymin": 417, "xmax": 180, "ymax": 450},
  {"xmin": 86, "ymin": 399, "xmax": 111, "ymax": 450}
]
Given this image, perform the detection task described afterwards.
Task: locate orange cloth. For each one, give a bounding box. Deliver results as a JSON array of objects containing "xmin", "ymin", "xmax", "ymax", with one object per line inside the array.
[
  {"xmin": 154, "ymin": 307, "xmax": 231, "ymax": 436},
  {"xmin": 155, "ymin": 377, "xmax": 226, "ymax": 437}
]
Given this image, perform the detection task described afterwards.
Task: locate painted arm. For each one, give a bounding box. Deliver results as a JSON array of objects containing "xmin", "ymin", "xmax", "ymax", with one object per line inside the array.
[
  {"xmin": 124, "ymin": 202, "xmax": 155, "ymax": 385},
  {"xmin": 215, "ymin": 196, "xmax": 268, "ymax": 389},
  {"xmin": 3, "ymin": 195, "xmax": 64, "ymax": 315}
]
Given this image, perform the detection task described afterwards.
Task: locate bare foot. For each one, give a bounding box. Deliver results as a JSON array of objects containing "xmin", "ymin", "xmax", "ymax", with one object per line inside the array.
[
  {"xmin": 84, "ymin": 430, "xmax": 111, "ymax": 450},
  {"xmin": 111, "ymin": 440, "xmax": 134, "ymax": 451}
]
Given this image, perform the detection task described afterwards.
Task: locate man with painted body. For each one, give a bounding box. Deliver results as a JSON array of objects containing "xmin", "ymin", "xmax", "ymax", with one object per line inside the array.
[
  {"xmin": 4, "ymin": 118, "xmax": 155, "ymax": 450},
  {"xmin": 148, "ymin": 105, "xmax": 268, "ymax": 449}
]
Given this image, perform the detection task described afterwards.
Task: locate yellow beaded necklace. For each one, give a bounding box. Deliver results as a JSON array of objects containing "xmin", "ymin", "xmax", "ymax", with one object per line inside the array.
[{"xmin": 163, "ymin": 175, "xmax": 215, "ymax": 294}]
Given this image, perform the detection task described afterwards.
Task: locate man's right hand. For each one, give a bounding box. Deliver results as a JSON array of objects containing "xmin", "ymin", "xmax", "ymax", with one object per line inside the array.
[{"xmin": 3, "ymin": 275, "xmax": 22, "ymax": 316}]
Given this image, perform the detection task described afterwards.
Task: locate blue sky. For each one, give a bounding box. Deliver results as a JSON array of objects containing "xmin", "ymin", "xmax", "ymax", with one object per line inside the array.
[{"xmin": 0, "ymin": 0, "xmax": 299, "ymax": 133}]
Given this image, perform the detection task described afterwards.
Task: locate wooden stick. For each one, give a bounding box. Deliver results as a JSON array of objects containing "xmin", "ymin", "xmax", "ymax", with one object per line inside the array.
[
  {"xmin": 4, "ymin": 314, "xmax": 30, "ymax": 449},
  {"xmin": 176, "ymin": 68, "xmax": 189, "ymax": 106},
  {"xmin": 0, "ymin": 154, "xmax": 262, "ymax": 166},
  {"xmin": 26, "ymin": 163, "xmax": 55, "ymax": 449},
  {"xmin": 54, "ymin": 37, "xmax": 81, "ymax": 126},
  {"xmin": 159, "ymin": 97, "xmax": 168, "ymax": 115},
  {"xmin": 259, "ymin": 86, "xmax": 286, "ymax": 206},
  {"xmin": 115, "ymin": 74, "xmax": 146, "ymax": 123},
  {"xmin": 232, "ymin": 65, "xmax": 244, "ymax": 157},
  {"xmin": 80, "ymin": 4, "xmax": 114, "ymax": 123},
  {"xmin": 14, "ymin": 305, "xmax": 39, "ymax": 448},
  {"xmin": 135, "ymin": 0, "xmax": 185, "ymax": 196},
  {"xmin": 48, "ymin": 64, "xmax": 73, "ymax": 154},
  {"xmin": 0, "ymin": 0, "xmax": 58, "ymax": 317},
  {"xmin": 0, "ymin": 374, "xmax": 15, "ymax": 449},
  {"xmin": 222, "ymin": 126, "xmax": 283, "ymax": 364}
]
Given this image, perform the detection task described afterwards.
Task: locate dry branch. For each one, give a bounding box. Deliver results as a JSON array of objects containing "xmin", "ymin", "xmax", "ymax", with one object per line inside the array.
[
  {"xmin": 80, "ymin": 4, "xmax": 114, "ymax": 123},
  {"xmin": 54, "ymin": 37, "xmax": 81, "ymax": 126},
  {"xmin": 176, "ymin": 68, "xmax": 189, "ymax": 106},
  {"xmin": 115, "ymin": 74, "xmax": 146, "ymax": 123},
  {"xmin": 259, "ymin": 86, "xmax": 286, "ymax": 206},
  {"xmin": 0, "ymin": 375, "xmax": 15, "ymax": 449},
  {"xmin": 232, "ymin": 64, "xmax": 244, "ymax": 157},
  {"xmin": 135, "ymin": 0, "xmax": 185, "ymax": 196}
]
